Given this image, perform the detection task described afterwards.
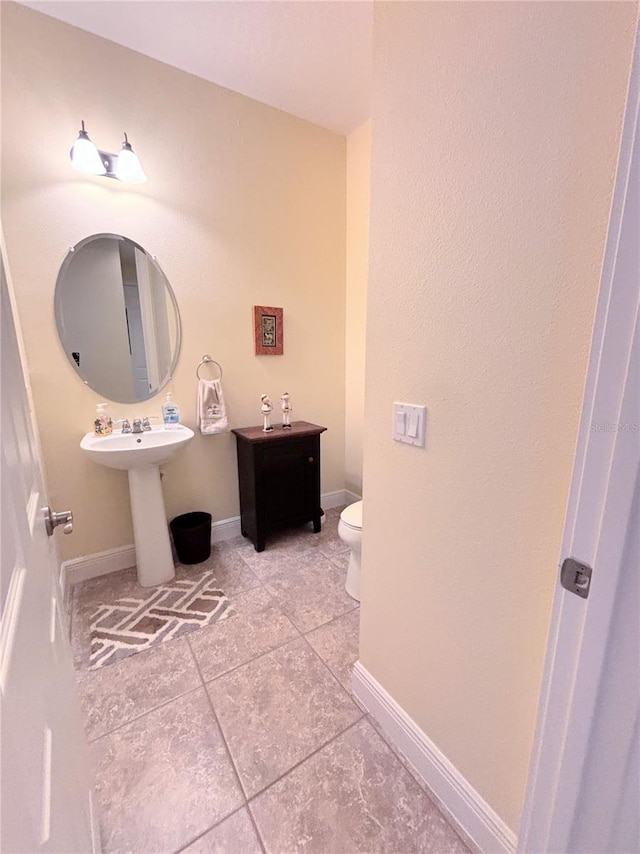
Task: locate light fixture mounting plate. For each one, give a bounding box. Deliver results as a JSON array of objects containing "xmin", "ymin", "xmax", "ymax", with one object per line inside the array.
[{"xmin": 97, "ymin": 149, "xmax": 120, "ymax": 180}]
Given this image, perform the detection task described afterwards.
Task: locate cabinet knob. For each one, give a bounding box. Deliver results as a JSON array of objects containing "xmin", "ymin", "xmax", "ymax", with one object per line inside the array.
[{"xmin": 308, "ymin": 456, "xmax": 314, "ymax": 463}]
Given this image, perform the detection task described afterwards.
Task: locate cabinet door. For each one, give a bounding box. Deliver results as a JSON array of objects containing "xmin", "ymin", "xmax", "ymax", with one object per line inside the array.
[{"xmin": 262, "ymin": 439, "xmax": 319, "ymax": 526}]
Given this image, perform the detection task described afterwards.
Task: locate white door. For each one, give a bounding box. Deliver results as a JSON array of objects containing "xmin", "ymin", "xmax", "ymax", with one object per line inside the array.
[
  {"xmin": 0, "ymin": 241, "xmax": 97, "ymax": 853},
  {"xmin": 518, "ymin": 25, "xmax": 639, "ymax": 854},
  {"xmin": 135, "ymin": 247, "xmax": 160, "ymax": 392},
  {"xmin": 123, "ymin": 284, "xmax": 151, "ymax": 400}
]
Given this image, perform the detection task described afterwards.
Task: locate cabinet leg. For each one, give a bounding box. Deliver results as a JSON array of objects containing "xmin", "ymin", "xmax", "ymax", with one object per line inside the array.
[
  {"xmin": 312, "ymin": 517, "xmax": 322, "ymax": 534},
  {"xmin": 255, "ymin": 536, "xmax": 266, "ymax": 552}
]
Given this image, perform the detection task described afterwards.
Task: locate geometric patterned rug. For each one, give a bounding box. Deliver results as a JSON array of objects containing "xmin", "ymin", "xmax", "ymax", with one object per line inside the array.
[{"xmin": 89, "ymin": 570, "xmax": 234, "ymax": 670}]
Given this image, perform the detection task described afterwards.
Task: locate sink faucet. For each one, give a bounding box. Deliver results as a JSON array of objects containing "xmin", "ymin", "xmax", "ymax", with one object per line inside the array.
[{"xmin": 118, "ymin": 417, "xmax": 154, "ymax": 434}]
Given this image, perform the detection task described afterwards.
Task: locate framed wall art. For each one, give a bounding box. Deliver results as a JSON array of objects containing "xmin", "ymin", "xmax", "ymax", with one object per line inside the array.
[{"xmin": 253, "ymin": 305, "xmax": 283, "ymax": 356}]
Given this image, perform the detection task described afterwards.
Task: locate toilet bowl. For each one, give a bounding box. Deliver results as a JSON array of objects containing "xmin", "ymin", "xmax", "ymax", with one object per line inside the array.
[{"xmin": 338, "ymin": 500, "xmax": 362, "ymax": 602}]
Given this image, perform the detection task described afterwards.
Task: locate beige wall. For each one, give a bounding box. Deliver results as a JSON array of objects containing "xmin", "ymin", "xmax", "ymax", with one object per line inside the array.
[
  {"xmin": 361, "ymin": 1, "xmax": 636, "ymax": 832},
  {"xmin": 345, "ymin": 121, "xmax": 371, "ymax": 497},
  {"xmin": 1, "ymin": 3, "xmax": 346, "ymax": 562}
]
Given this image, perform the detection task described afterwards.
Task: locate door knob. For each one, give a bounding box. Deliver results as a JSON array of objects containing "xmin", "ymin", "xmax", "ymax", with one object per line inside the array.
[{"xmin": 43, "ymin": 506, "xmax": 74, "ymax": 536}]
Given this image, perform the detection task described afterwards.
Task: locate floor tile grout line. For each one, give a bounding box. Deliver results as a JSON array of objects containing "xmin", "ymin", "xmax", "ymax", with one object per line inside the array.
[
  {"xmin": 189, "ymin": 632, "xmax": 253, "ymax": 806},
  {"xmin": 363, "ymin": 712, "xmax": 476, "ymax": 853},
  {"xmin": 231, "ymin": 537, "xmax": 343, "ymax": 578},
  {"xmin": 324, "ymin": 549, "xmax": 352, "ymax": 569},
  {"xmin": 200, "ymin": 631, "xmax": 302, "ymax": 688},
  {"xmin": 245, "ymin": 802, "xmax": 268, "ymax": 854},
  {"xmin": 299, "ymin": 632, "xmax": 361, "ymax": 710},
  {"xmin": 192, "ymin": 626, "xmax": 364, "ymax": 828},
  {"xmin": 200, "ymin": 673, "xmax": 251, "ymax": 808},
  {"xmin": 172, "ymin": 805, "xmax": 261, "ymax": 854},
  {"xmin": 186, "ymin": 629, "xmax": 269, "ymax": 852},
  {"xmin": 86, "ymin": 682, "xmax": 204, "ymax": 745},
  {"xmin": 187, "ymin": 570, "xmax": 304, "ymax": 686},
  {"xmin": 224, "ymin": 552, "xmax": 263, "ymax": 591},
  {"xmin": 228, "ymin": 581, "xmax": 360, "ymax": 660},
  {"xmin": 259, "ymin": 583, "xmax": 309, "ymax": 635},
  {"xmin": 245, "ymin": 713, "xmax": 366, "ymax": 805},
  {"xmin": 82, "ymin": 603, "xmax": 355, "ymax": 746},
  {"xmin": 215, "ymin": 578, "xmax": 265, "ymax": 609},
  {"xmin": 190, "ymin": 568, "xmax": 358, "ymax": 684},
  {"xmin": 184, "ymin": 633, "xmax": 206, "ymax": 687},
  {"xmin": 77, "ymin": 588, "xmax": 300, "ymax": 740},
  {"xmin": 260, "ymin": 579, "xmax": 357, "ymax": 637},
  {"xmin": 301, "ymin": 603, "xmax": 360, "ymax": 638}
]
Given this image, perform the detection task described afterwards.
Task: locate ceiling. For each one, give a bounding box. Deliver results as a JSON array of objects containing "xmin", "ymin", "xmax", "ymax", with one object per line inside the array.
[{"xmin": 23, "ymin": 0, "xmax": 373, "ymax": 135}]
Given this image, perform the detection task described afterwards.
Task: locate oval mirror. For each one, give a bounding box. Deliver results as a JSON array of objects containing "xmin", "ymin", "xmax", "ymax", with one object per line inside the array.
[{"xmin": 54, "ymin": 234, "xmax": 181, "ymax": 404}]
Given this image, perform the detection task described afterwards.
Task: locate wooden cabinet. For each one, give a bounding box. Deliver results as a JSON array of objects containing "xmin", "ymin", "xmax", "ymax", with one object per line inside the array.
[{"xmin": 232, "ymin": 421, "xmax": 327, "ymax": 552}]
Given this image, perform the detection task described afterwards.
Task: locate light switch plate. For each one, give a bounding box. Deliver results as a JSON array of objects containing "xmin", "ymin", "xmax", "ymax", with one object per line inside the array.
[{"xmin": 392, "ymin": 403, "xmax": 426, "ymax": 447}]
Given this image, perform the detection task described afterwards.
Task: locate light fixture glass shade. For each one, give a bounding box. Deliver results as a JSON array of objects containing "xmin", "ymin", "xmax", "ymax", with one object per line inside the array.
[
  {"xmin": 70, "ymin": 123, "xmax": 106, "ymax": 175},
  {"xmin": 115, "ymin": 136, "xmax": 147, "ymax": 184}
]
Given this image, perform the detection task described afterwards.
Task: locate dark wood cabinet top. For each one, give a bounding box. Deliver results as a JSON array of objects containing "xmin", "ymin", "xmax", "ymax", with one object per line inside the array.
[{"xmin": 231, "ymin": 421, "xmax": 327, "ymax": 444}]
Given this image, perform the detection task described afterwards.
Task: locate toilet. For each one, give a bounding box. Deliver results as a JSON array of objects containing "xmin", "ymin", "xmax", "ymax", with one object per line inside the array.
[{"xmin": 338, "ymin": 500, "xmax": 363, "ymax": 601}]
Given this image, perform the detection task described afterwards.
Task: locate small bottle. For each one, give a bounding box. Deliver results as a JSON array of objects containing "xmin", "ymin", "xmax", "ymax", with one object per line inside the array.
[
  {"xmin": 162, "ymin": 392, "xmax": 180, "ymax": 430},
  {"xmin": 94, "ymin": 402, "xmax": 113, "ymax": 436}
]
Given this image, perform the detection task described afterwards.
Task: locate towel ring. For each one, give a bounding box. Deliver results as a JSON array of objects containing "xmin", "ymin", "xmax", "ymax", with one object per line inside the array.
[{"xmin": 196, "ymin": 355, "xmax": 223, "ymax": 381}]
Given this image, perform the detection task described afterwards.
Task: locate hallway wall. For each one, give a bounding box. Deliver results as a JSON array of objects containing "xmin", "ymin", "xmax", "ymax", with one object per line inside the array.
[{"xmin": 359, "ymin": 0, "xmax": 637, "ymax": 831}]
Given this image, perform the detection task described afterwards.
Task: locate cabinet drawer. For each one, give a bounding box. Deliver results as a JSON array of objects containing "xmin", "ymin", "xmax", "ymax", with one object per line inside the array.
[{"xmin": 261, "ymin": 437, "xmax": 317, "ymax": 468}]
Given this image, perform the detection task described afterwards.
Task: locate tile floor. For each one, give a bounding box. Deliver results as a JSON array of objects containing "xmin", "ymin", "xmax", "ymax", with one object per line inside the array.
[{"xmin": 71, "ymin": 508, "xmax": 471, "ymax": 854}]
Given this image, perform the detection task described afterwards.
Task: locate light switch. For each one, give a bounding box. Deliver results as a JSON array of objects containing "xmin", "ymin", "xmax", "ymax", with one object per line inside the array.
[
  {"xmin": 393, "ymin": 402, "xmax": 426, "ymax": 447},
  {"xmin": 407, "ymin": 411, "xmax": 419, "ymax": 438}
]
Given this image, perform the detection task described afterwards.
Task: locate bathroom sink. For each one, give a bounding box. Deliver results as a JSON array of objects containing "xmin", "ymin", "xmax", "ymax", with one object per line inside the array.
[
  {"xmin": 81, "ymin": 424, "xmax": 195, "ymax": 587},
  {"xmin": 80, "ymin": 424, "xmax": 194, "ymax": 471}
]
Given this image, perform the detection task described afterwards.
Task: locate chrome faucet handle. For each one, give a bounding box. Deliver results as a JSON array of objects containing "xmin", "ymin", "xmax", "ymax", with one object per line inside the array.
[
  {"xmin": 120, "ymin": 419, "xmax": 132, "ymax": 434},
  {"xmin": 141, "ymin": 416, "xmax": 152, "ymax": 431},
  {"xmin": 132, "ymin": 418, "xmax": 143, "ymax": 434}
]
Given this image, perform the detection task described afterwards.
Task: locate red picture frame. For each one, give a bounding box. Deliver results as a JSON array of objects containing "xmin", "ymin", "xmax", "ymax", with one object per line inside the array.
[{"xmin": 253, "ymin": 306, "xmax": 283, "ymax": 356}]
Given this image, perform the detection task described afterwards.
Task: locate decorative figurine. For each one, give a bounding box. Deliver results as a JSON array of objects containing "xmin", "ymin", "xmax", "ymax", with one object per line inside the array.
[
  {"xmin": 261, "ymin": 394, "xmax": 274, "ymax": 432},
  {"xmin": 281, "ymin": 392, "xmax": 292, "ymax": 428}
]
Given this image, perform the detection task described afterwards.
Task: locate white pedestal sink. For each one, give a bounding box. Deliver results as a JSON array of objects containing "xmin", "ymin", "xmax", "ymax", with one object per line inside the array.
[{"xmin": 80, "ymin": 425, "xmax": 195, "ymax": 587}]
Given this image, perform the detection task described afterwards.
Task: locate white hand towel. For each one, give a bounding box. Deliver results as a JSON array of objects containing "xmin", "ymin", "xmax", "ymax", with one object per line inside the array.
[{"xmin": 197, "ymin": 378, "xmax": 228, "ymax": 434}]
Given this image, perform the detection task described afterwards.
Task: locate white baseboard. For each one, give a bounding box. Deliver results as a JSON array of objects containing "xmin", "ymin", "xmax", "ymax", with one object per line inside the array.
[
  {"xmin": 322, "ymin": 489, "xmax": 356, "ymax": 509},
  {"xmin": 211, "ymin": 515, "xmax": 242, "ymax": 543},
  {"xmin": 352, "ymin": 661, "xmax": 517, "ymax": 854},
  {"xmin": 323, "ymin": 489, "xmax": 361, "ymax": 508},
  {"xmin": 62, "ymin": 489, "xmax": 350, "ymax": 590},
  {"xmin": 63, "ymin": 544, "xmax": 137, "ymax": 589}
]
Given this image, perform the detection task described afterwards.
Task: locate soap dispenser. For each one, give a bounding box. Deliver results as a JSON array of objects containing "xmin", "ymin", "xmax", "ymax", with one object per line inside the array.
[
  {"xmin": 94, "ymin": 402, "xmax": 113, "ymax": 436},
  {"xmin": 162, "ymin": 392, "xmax": 180, "ymax": 430}
]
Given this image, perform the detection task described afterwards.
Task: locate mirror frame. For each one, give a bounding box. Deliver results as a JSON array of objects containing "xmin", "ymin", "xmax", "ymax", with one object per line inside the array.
[{"xmin": 54, "ymin": 233, "xmax": 182, "ymax": 403}]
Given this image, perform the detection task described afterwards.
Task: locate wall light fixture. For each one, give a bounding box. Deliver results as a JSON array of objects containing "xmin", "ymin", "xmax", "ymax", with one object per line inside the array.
[{"xmin": 70, "ymin": 121, "xmax": 147, "ymax": 184}]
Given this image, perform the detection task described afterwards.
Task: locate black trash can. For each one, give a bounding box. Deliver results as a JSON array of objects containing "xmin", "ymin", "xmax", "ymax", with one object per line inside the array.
[{"xmin": 170, "ymin": 512, "xmax": 212, "ymax": 564}]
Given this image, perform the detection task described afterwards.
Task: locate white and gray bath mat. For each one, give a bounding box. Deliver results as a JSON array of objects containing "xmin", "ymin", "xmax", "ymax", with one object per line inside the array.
[{"xmin": 89, "ymin": 570, "xmax": 233, "ymax": 669}]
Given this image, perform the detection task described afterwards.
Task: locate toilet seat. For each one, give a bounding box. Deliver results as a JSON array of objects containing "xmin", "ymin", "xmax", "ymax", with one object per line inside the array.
[{"xmin": 340, "ymin": 500, "xmax": 362, "ymax": 531}]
